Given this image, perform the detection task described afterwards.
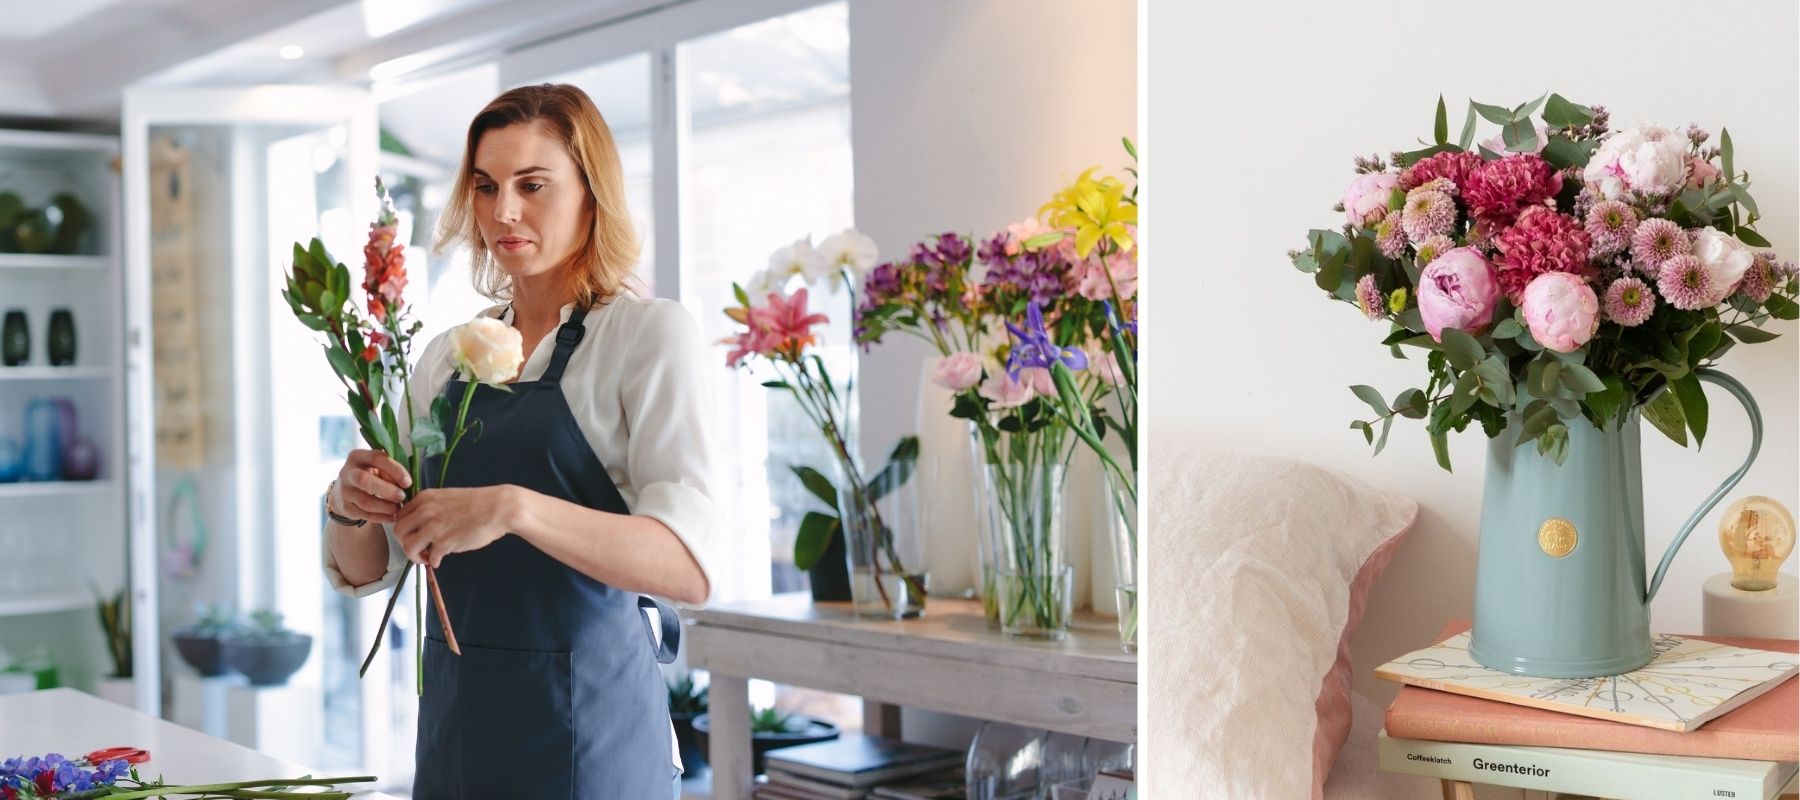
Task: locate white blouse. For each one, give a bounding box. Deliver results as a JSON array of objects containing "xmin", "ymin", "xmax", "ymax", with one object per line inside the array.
[{"xmin": 322, "ymin": 291, "xmax": 723, "ymax": 606}]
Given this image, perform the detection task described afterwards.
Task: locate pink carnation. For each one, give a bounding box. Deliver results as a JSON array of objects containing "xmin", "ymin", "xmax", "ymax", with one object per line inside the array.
[
  {"xmin": 1400, "ymin": 150, "xmax": 1484, "ymax": 193},
  {"xmin": 1493, "ymin": 206, "xmax": 1592, "ymax": 303},
  {"xmin": 1464, "ymin": 154, "xmax": 1562, "ymax": 225}
]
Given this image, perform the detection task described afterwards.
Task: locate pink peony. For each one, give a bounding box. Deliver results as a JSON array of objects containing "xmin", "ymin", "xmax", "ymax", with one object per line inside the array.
[
  {"xmin": 1584, "ymin": 125, "xmax": 1690, "ymax": 199},
  {"xmin": 1464, "ymin": 154, "xmax": 1562, "ymax": 225},
  {"xmin": 1417, "ymin": 247, "xmax": 1501, "ymax": 341},
  {"xmin": 977, "ymin": 372, "xmax": 1035, "ymax": 409},
  {"xmin": 930, "ymin": 353, "xmax": 985, "ymax": 390},
  {"xmin": 1343, "ymin": 173, "xmax": 1399, "ymax": 227},
  {"xmin": 1602, "ymin": 276, "xmax": 1655, "ymax": 327},
  {"xmin": 1494, "ymin": 206, "xmax": 1592, "ymax": 303},
  {"xmin": 1521, "ymin": 272, "xmax": 1599, "ymax": 353},
  {"xmin": 1400, "ymin": 150, "xmax": 1484, "ymax": 193}
]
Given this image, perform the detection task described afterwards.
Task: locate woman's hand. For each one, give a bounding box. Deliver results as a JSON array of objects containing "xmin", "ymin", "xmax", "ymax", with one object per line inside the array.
[
  {"xmin": 395, "ymin": 485, "xmax": 523, "ymax": 568},
  {"xmin": 335, "ymin": 449, "xmax": 412, "ymax": 524}
]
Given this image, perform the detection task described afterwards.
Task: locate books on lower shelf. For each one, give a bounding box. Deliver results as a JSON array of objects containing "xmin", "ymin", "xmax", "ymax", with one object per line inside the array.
[
  {"xmin": 1375, "ymin": 629, "xmax": 1800, "ymax": 733},
  {"xmin": 1379, "ymin": 731, "xmax": 1798, "ymax": 800},
  {"xmin": 753, "ymin": 736, "xmax": 964, "ymax": 800}
]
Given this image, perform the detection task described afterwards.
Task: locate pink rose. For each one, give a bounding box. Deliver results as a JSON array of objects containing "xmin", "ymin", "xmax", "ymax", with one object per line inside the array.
[
  {"xmin": 1018, "ymin": 367, "xmax": 1055, "ymax": 397},
  {"xmin": 1417, "ymin": 247, "xmax": 1501, "ymax": 342},
  {"xmin": 1087, "ymin": 348, "xmax": 1125, "ymax": 386},
  {"xmin": 1687, "ymin": 157, "xmax": 1720, "ymax": 188},
  {"xmin": 1520, "ymin": 272, "xmax": 1600, "ymax": 353},
  {"xmin": 930, "ymin": 353, "xmax": 984, "ymax": 391},
  {"xmin": 977, "ymin": 373, "xmax": 1035, "ymax": 409},
  {"xmin": 1343, "ymin": 173, "xmax": 1399, "ymax": 227}
]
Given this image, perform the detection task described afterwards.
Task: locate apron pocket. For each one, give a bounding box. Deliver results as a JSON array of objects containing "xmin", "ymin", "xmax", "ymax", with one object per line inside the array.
[{"xmin": 421, "ymin": 638, "xmax": 575, "ymax": 800}]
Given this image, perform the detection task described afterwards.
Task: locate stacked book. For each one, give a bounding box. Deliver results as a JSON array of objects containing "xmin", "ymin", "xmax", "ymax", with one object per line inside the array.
[
  {"xmin": 1375, "ymin": 621, "xmax": 1800, "ymax": 800},
  {"xmin": 751, "ymin": 736, "xmax": 965, "ymax": 800}
]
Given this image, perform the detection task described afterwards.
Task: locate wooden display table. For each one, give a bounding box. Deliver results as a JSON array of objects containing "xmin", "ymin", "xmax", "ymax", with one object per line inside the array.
[{"xmin": 687, "ymin": 593, "xmax": 1137, "ymax": 800}]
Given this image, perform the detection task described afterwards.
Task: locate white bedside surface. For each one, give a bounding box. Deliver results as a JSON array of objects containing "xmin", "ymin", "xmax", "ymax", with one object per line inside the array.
[{"xmin": 0, "ymin": 688, "xmax": 397, "ymax": 798}]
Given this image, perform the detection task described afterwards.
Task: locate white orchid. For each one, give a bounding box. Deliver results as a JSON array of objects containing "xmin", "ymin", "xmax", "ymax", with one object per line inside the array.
[
  {"xmin": 818, "ymin": 229, "xmax": 880, "ymax": 286},
  {"xmin": 741, "ymin": 268, "xmax": 790, "ymax": 306},
  {"xmin": 768, "ymin": 236, "xmax": 830, "ymax": 287}
]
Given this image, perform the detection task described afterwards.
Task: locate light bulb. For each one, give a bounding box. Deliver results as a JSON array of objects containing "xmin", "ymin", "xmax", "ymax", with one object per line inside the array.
[{"xmin": 1719, "ymin": 495, "xmax": 1795, "ymax": 592}]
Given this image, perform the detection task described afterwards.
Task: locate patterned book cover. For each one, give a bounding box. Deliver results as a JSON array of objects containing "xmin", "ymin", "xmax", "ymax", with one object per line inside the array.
[{"xmin": 1375, "ymin": 630, "xmax": 1800, "ymax": 732}]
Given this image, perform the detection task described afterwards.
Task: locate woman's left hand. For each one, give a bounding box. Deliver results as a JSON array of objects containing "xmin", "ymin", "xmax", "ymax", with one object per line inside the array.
[{"xmin": 395, "ymin": 485, "xmax": 522, "ymax": 568}]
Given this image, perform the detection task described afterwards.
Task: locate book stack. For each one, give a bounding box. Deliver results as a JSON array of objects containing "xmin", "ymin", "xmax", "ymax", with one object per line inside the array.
[
  {"xmin": 751, "ymin": 736, "xmax": 964, "ymax": 800},
  {"xmin": 1375, "ymin": 621, "xmax": 1800, "ymax": 800}
]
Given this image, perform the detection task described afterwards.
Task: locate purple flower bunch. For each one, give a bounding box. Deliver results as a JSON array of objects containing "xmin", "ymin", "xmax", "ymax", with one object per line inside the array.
[{"xmin": 1, "ymin": 753, "xmax": 129, "ymax": 797}]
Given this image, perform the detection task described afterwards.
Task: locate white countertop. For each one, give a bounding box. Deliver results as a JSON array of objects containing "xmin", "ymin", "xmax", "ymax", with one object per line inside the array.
[{"xmin": 0, "ymin": 689, "xmax": 399, "ymax": 798}]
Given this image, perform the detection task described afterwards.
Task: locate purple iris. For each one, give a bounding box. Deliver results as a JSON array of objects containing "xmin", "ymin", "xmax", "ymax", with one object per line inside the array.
[
  {"xmin": 1102, "ymin": 300, "xmax": 1137, "ymax": 336},
  {"xmin": 1005, "ymin": 303, "xmax": 1087, "ymax": 379}
]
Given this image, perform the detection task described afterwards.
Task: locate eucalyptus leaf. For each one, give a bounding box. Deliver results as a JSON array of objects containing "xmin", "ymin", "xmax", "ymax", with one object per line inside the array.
[
  {"xmin": 1350, "ymin": 385, "xmax": 1390, "ymax": 418},
  {"xmin": 1434, "ymin": 96, "xmax": 1448, "ymax": 145},
  {"xmin": 1727, "ymin": 324, "xmax": 1781, "ymax": 344},
  {"xmin": 1490, "ymin": 318, "xmax": 1523, "ymax": 340},
  {"xmin": 1559, "ymin": 363, "xmax": 1606, "ymax": 394},
  {"xmin": 1720, "ymin": 128, "xmax": 1734, "ymax": 180},
  {"xmin": 1470, "ymin": 99, "xmax": 1515, "ymax": 125},
  {"xmin": 1439, "ymin": 328, "xmax": 1485, "ymax": 371},
  {"xmin": 1541, "ymin": 94, "xmax": 1595, "ymax": 128},
  {"xmin": 1374, "ymin": 415, "xmax": 1394, "ymax": 456},
  {"xmin": 1737, "ymin": 227, "xmax": 1772, "ymax": 248}
]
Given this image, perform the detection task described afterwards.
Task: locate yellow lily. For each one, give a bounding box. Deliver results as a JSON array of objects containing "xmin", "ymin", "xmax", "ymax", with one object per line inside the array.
[{"xmin": 1039, "ymin": 167, "xmax": 1138, "ymax": 258}]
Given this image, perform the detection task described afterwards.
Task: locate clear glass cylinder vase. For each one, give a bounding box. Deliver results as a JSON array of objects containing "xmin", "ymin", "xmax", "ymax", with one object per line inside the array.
[
  {"xmin": 835, "ymin": 447, "xmax": 929, "ymax": 619},
  {"xmin": 972, "ymin": 423, "xmax": 1073, "ymax": 640},
  {"xmin": 1105, "ymin": 470, "xmax": 1137, "ymax": 654}
]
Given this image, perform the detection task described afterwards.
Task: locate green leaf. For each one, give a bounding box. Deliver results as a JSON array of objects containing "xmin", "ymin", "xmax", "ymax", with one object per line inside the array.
[
  {"xmin": 409, "ymin": 416, "xmax": 446, "ymax": 459},
  {"xmin": 1765, "ymin": 294, "xmax": 1799, "ymax": 321},
  {"xmin": 1490, "ymin": 318, "xmax": 1523, "ymax": 340},
  {"xmin": 1514, "ymin": 401, "xmax": 1560, "ymax": 447},
  {"xmin": 868, "ymin": 436, "xmax": 921, "ymax": 502},
  {"xmin": 792, "ymin": 512, "xmax": 839, "ymax": 571},
  {"xmin": 1122, "ymin": 137, "xmax": 1137, "ymax": 161},
  {"xmin": 1396, "ymin": 143, "xmax": 1459, "ymax": 168},
  {"xmin": 1643, "ymin": 387, "xmax": 1688, "ymax": 447},
  {"xmin": 1470, "ymin": 99, "xmax": 1515, "ymax": 125},
  {"xmin": 1434, "ymin": 95, "xmax": 1448, "ymax": 145},
  {"xmin": 1535, "ymin": 360, "xmax": 1564, "ymax": 397},
  {"xmin": 1502, "ymin": 119, "xmax": 1539, "ymax": 152},
  {"xmin": 1585, "ymin": 374, "xmax": 1626, "ymax": 429},
  {"xmin": 1541, "ymin": 94, "xmax": 1594, "ymax": 128},
  {"xmin": 1687, "ymin": 324, "xmax": 1722, "ymax": 369},
  {"xmin": 1350, "ymin": 385, "xmax": 1389, "ymax": 418},
  {"xmin": 296, "ymin": 312, "xmax": 327, "ymax": 331},
  {"xmin": 1720, "ymin": 128, "xmax": 1734, "ymax": 180},
  {"xmin": 1458, "ymin": 103, "xmax": 1479, "ymax": 149},
  {"xmin": 325, "ymin": 344, "xmax": 359, "ymax": 379},
  {"xmin": 1541, "ymin": 135, "xmax": 1597, "ymax": 171},
  {"xmin": 1513, "ymin": 93, "xmax": 1548, "ymax": 120},
  {"xmin": 792, "ymin": 466, "xmax": 839, "ymax": 511},
  {"xmin": 1737, "ymin": 226, "xmax": 1772, "ymax": 248},
  {"xmin": 1451, "ymin": 371, "xmax": 1479, "ymax": 415},
  {"xmin": 1727, "ymin": 324, "xmax": 1781, "ymax": 344},
  {"xmin": 1727, "ymin": 183, "xmax": 1759, "ymax": 218},
  {"xmin": 1373, "ymin": 415, "xmax": 1395, "ymax": 456},
  {"xmin": 1430, "ymin": 429, "xmax": 1453, "ymax": 472},
  {"xmin": 1394, "ymin": 388, "xmax": 1429, "ymax": 420},
  {"xmin": 1023, "ymin": 231, "xmax": 1067, "ymax": 250},
  {"xmin": 761, "ymin": 380, "xmax": 793, "ymax": 390},
  {"xmin": 1670, "ymin": 372, "xmax": 1709, "ymax": 447},
  {"xmin": 1351, "ymin": 420, "xmax": 1373, "ymax": 446},
  {"xmin": 1439, "ymin": 328, "xmax": 1485, "ymax": 371},
  {"xmin": 733, "ymin": 283, "xmax": 751, "ymax": 307},
  {"xmin": 1559, "ymin": 363, "xmax": 1606, "ymax": 395}
]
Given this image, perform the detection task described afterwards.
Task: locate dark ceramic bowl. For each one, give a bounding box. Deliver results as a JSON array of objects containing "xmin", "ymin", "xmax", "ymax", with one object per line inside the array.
[{"xmin": 220, "ymin": 633, "xmax": 313, "ymax": 686}]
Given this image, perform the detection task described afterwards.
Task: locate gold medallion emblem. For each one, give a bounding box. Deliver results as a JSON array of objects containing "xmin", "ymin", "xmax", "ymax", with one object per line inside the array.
[{"xmin": 1538, "ymin": 518, "xmax": 1578, "ymax": 558}]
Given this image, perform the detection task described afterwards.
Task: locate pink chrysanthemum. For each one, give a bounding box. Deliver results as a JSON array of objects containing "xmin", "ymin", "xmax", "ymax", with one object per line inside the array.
[
  {"xmin": 1657, "ymin": 254, "xmax": 1714, "ymax": 311},
  {"xmin": 1414, "ymin": 234, "xmax": 1455, "ymax": 265},
  {"xmin": 1374, "ymin": 211, "xmax": 1408, "ymax": 259},
  {"xmin": 1355, "ymin": 274, "xmax": 1385, "ymax": 320},
  {"xmin": 1464, "ymin": 154, "xmax": 1562, "ymax": 225},
  {"xmin": 1493, "ymin": 206, "xmax": 1593, "ymax": 303},
  {"xmin": 1602, "ymin": 276, "xmax": 1655, "ymax": 327},
  {"xmin": 1584, "ymin": 200, "xmax": 1638, "ymax": 260},
  {"xmin": 1735, "ymin": 253, "xmax": 1780, "ymax": 304},
  {"xmin": 1400, "ymin": 150, "xmax": 1484, "ymax": 193},
  {"xmin": 1401, "ymin": 188, "xmax": 1457, "ymax": 242},
  {"xmin": 1630, "ymin": 218, "xmax": 1690, "ymax": 272}
]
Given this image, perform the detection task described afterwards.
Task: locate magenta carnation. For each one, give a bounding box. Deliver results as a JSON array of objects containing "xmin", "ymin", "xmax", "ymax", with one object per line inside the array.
[
  {"xmin": 1657, "ymin": 254, "xmax": 1713, "ymax": 310},
  {"xmin": 1401, "ymin": 188, "xmax": 1457, "ymax": 242},
  {"xmin": 1464, "ymin": 154, "xmax": 1562, "ymax": 224},
  {"xmin": 1354, "ymin": 274, "xmax": 1385, "ymax": 320},
  {"xmin": 1400, "ymin": 150, "xmax": 1484, "ymax": 193},
  {"xmin": 1602, "ymin": 276, "xmax": 1655, "ymax": 327},
  {"xmin": 1584, "ymin": 200, "xmax": 1637, "ymax": 260},
  {"xmin": 1493, "ymin": 206, "xmax": 1592, "ymax": 302},
  {"xmin": 1630, "ymin": 218, "xmax": 1691, "ymax": 273}
]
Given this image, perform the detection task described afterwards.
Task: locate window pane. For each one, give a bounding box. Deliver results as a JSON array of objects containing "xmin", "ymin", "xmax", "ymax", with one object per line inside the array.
[{"xmin": 680, "ymin": 1, "xmax": 852, "ymax": 601}]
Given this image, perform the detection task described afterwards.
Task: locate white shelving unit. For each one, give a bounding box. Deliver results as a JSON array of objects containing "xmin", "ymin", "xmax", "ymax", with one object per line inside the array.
[{"xmin": 0, "ymin": 129, "xmax": 130, "ymax": 705}]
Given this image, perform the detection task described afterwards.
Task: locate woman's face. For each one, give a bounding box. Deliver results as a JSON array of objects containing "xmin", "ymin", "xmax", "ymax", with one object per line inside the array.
[{"xmin": 470, "ymin": 121, "xmax": 593, "ymax": 287}]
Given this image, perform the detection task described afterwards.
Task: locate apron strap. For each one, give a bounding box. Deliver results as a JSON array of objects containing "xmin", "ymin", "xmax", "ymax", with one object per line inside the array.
[
  {"xmin": 638, "ymin": 595, "xmax": 681, "ymax": 664},
  {"xmin": 540, "ymin": 306, "xmax": 590, "ymax": 385}
]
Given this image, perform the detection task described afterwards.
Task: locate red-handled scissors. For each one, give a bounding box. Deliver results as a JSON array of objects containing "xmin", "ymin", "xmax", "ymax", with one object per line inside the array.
[{"xmin": 80, "ymin": 747, "xmax": 150, "ymax": 767}]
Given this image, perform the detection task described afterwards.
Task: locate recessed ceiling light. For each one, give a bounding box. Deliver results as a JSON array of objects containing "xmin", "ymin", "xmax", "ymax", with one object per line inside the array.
[{"xmin": 279, "ymin": 45, "xmax": 305, "ymax": 60}]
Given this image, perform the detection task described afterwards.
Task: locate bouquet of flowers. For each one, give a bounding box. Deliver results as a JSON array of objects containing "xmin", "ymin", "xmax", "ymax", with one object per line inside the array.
[
  {"xmin": 281, "ymin": 178, "xmax": 522, "ymax": 689},
  {"xmin": 1292, "ymin": 95, "xmax": 1797, "ymax": 468},
  {"xmin": 722, "ymin": 231, "xmax": 926, "ymax": 613},
  {"xmin": 854, "ymin": 149, "xmax": 1137, "ymax": 637},
  {"xmin": 0, "ymin": 752, "xmax": 372, "ymax": 799}
]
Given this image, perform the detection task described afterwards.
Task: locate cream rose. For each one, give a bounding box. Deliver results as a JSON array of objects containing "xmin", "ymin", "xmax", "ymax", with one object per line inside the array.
[
  {"xmin": 450, "ymin": 317, "xmax": 525, "ymax": 385},
  {"xmin": 1690, "ymin": 227, "xmax": 1755, "ymax": 305}
]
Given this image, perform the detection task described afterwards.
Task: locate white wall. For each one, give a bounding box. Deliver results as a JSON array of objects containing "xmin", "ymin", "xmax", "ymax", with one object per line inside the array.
[
  {"xmin": 849, "ymin": 0, "xmax": 1136, "ymax": 750},
  {"xmin": 1150, "ymin": 0, "xmax": 1798, "ymax": 775}
]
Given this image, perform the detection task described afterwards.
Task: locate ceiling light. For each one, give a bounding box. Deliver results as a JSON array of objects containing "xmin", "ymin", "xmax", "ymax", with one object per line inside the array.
[{"xmin": 279, "ymin": 45, "xmax": 305, "ymax": 60}]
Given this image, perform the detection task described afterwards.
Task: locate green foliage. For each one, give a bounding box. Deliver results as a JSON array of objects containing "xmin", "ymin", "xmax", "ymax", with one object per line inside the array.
[
  {"xmin": 667, "ymin": 671, "xmax": 709, "ymax": 714},
  {"xmin": 750, "ymin": 707, "xmax": 800, "ymax": 734}
]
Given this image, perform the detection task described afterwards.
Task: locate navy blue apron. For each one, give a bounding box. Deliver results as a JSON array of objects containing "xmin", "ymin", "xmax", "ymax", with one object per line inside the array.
[{"xmin": 413, "ymin": 305, "xmax": 682, "ymax": 799}]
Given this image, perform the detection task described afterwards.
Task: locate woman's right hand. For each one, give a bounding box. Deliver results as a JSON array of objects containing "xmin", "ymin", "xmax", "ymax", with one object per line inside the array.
[{"xmin": 335, "ymin": 449, "xmax": 413, "ymax": 525}]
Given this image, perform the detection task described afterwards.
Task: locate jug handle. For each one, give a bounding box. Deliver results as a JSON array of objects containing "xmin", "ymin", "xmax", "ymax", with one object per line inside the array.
[{"xmin": 1646, "ymin": 367, "xmax": 1762, "ymax": 603}]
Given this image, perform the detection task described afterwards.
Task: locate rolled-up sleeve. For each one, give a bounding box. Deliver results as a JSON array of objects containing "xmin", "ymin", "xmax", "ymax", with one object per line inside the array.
[
  {"xmin": 324, "ymin": 523, "xmax": 407, "ymax": 597},
  {"xmin": 620, "ymin": 301, "xmax": 723, "ymax": 609}
]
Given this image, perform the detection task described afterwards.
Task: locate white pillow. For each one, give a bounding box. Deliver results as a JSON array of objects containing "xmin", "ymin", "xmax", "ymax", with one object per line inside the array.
[{"xmin": 1143, "ymin": 446, "xmax": 1418, "ymax": 799}]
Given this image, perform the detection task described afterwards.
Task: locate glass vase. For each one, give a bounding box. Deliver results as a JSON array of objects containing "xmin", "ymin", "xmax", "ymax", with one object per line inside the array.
[
  {"xmin": 1105, "ymin": 470, "xmax": 1137, "ymax": 654},
  {"xmin": 968, "ymin": 423, "xmax": 1001, "ymax": 627},
  {"xmin": 835, "ymin": 446, "xmax": 928, "ymax": 619},
  {"xmin": 972, "ymin": 422, "xmax": 1073, "ymax": 640},
  {"xmin": 965, "ymin": 722, "xmax": 1046, "ymax": 800}
]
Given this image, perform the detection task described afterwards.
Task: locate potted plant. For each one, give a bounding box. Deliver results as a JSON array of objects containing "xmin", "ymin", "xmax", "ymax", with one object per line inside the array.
[
  {"xmin": 693, "ymin": 706, "xmax": 840, "ymax": 775},
  {"xmin": 220, "ymin": 610, "xmax": 312, "ymax": 687},
  {"xmin": 171, "ymin": 604, "xmax": 239, "ymax": 678},
  {"xmin": 92, "ymin": 585, "xmax": 132, "ymax": 705},
  {"xmin": 667, "ymin": 671, "xmax": 709, "ymax": 771}
]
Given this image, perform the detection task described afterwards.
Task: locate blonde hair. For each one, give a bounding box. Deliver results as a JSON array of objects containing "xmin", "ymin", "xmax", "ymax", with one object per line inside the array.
[{"xmin": 433, "ymin": 83, "xmax": 640, "ymax": 308}]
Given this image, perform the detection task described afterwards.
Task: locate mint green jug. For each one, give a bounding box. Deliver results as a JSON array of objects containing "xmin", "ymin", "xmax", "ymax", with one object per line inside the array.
[{"xmin": 1471, "ymin": 368, "xmax": 1762, "ymax": 678}]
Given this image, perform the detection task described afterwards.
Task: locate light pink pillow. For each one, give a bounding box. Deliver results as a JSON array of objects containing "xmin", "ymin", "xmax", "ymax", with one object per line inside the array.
[{"xmin": 1144, "ymin": 446, "xmax": 1417, "ymax": 799}]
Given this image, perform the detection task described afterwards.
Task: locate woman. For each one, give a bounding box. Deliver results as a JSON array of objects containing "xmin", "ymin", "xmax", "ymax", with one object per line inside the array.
[{"xmin": 322, "ymin": 83, "xmax": 719, "ymax": 799}]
